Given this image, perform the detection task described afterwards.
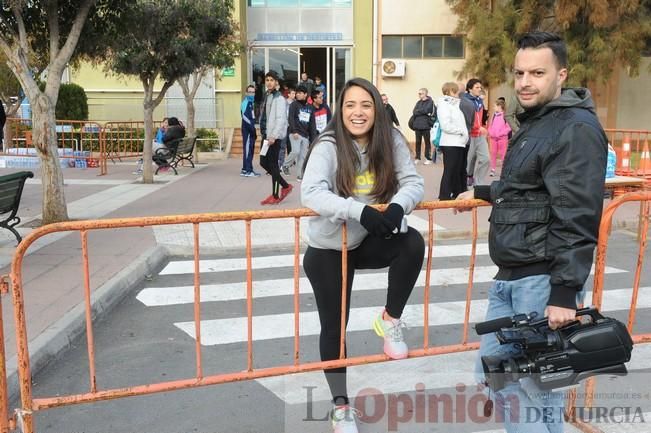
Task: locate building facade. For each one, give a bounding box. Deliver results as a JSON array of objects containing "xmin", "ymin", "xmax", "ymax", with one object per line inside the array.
[{"xmin": 67, "ymin": 0, "xmax": 649, "ymax": 133}]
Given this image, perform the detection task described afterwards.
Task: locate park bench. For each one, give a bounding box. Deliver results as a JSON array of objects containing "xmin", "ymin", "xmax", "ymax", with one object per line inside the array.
[
  {"xmin": 0, "ymin": 171, "xmax": 34, "ymax": 244},
  {"xmin": 154, "ymin": 136, "xmax": 197, "ymax": 175}
]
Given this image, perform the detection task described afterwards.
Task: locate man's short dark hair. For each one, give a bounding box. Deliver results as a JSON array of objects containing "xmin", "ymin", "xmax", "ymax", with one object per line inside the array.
[
  {"xmin": 517, "ymin": 31, "xmax": 567, "ymax": 69},
  {"xmin": 466, "ymin": 78, "xmax": 482, "ymax": 92},
  {"xmin": 246, "ymin": 84, "xmax": 255, "ymax": 92},
  {"xmin": 296, "ymin": 85, "xmax": 308, "ymax": 94},
  {"xmin": 265, "ymin": 70, "xmax": 280, "ymax": 81},
  {"xmin": 311, "ymin": 89, "xmax": 323, "ymax": 100}
]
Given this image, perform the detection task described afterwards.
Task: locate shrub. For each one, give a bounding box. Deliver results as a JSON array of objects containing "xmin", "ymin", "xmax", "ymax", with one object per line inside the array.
[
  {"xmin": 56, "ymin": 83, "xmax": 89, "ymax": 121},
  {"xmin": 195, "ymin": 128, "xmax": 220, "ymax": 152}
]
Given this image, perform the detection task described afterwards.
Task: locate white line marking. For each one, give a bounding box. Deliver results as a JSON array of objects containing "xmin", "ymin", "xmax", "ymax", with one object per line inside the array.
[
  {"xmin": 172, "ymin": 278, "xmax": 635, "ymax": 347},
  {"xmin": 159, "ymin": 243, "xmax": 490, "ymax": 275},
  {"xmin": 140, "ymin": 265, "xmax": 625, "ymax": 307},
  {"xmin": 256, "ymin": 343, "xmax": 651, "ymax": 408}
]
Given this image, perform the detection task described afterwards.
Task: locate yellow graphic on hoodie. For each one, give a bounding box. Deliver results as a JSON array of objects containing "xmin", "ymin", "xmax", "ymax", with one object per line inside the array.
[{"xmin": 353, "ymin": 170, "xmax": 375, "ymax": 195}]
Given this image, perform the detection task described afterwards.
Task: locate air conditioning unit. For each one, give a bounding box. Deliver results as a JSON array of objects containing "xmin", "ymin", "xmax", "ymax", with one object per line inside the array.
[{"xmin": 381, "ymin": 59, "xmax": 406, "ymax": 77}]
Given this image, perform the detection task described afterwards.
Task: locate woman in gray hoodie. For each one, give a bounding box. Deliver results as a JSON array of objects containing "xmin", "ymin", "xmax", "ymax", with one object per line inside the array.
[{"xmin": 300, "ymin": 77, "xmax": 425, "ymax": 433}]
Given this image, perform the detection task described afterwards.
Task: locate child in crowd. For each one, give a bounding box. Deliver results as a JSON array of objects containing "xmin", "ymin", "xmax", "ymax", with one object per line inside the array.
[{"xmin": 487, "ymin": 98, "xmax": 511, "ymax": 176}]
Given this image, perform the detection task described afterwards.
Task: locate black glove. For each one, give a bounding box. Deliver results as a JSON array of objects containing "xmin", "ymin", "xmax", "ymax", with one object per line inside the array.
[
  {"xmin": 383, "ymin": 203, "xmax": 404, "ymax": 233},
  {"xmin": 360, "ymin": 206, "xmax": 395, "ymax": 237}
]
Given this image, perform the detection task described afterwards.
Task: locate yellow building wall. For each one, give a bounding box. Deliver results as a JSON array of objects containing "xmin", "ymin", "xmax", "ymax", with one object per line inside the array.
[
  {"xmin": 378, "ymin": 0, "xmax": 464, "ymax": 143},
  {"xmin": 215, "ymin": 0, "xmax": 246, "ymax": 129},
  {"xmin": 353, "ymin": 0, "xmax": 373, "ymax": 80},
  {"xmin": 70, "ymin": 63, "xmax": 168, "ymax": 123}
]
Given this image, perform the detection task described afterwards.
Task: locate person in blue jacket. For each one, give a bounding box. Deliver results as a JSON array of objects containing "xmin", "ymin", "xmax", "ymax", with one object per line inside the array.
[{"xmin": 241, "ymin": 84, "xmax": 260, "ymax": 177}]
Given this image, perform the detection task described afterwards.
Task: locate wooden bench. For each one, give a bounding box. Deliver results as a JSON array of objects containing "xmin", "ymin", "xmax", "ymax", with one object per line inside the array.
[
  {"xmin": 154, "ymin": 136, "xmax": 197, "ymax": 175},
  {"xmin": 0, "ymin": 171, "xmax": 34, "ymax": 244}
]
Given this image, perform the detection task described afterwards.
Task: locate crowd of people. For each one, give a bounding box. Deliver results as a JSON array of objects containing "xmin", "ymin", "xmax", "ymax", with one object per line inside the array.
[
  {"xmin": 239, "ymin": 70, "xmax": 332, "ymax": 204},
  {"xmin": 240, "ymin": 70, "xmax": 522, "ymax": 206},
  {"xmin": 237, "ymin": 31, "xmax": 608, "ymax": 433}
]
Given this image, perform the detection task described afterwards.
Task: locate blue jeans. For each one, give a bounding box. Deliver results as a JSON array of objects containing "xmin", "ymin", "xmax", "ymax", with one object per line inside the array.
[{"xmin": 475, "ymin": 274, "xmax": 582, "ymax": 433}]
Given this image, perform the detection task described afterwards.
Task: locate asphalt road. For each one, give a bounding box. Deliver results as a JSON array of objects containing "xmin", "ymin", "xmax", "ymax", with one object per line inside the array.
[{"xmin": 24, "ymin": 232, "xmax": 651, "ymax": 433}]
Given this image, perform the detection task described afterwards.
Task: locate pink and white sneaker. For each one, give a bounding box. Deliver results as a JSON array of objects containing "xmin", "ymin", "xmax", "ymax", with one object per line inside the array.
[{"xmin": 373, "ymin": 310, "xmax": 408, "ymax": 359}]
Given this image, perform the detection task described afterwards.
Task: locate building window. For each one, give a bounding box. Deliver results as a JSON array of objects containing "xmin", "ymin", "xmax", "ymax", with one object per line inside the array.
[
  {"xmin": 382, "ymin": 36, "xmax": 402, "ymax": 58},
  {"xmin": 382, "ymin": 35, "xmax": 465, "ymax": 59},
  {"xmin": 248, "ymin": 0, "xmax": 352, "ymax": 6},
  {"xmin": 403, "ymin": 36, "xmax": 422, "ymax": 58}
]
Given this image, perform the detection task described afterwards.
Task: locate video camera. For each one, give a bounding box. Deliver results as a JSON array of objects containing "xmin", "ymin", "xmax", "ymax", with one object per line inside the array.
[{"xmin": 476, "ymin": 307, "xmax": 633, "ymax": 391}]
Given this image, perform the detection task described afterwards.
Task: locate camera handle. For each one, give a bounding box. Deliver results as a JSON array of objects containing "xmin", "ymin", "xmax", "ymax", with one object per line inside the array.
[
  {"xmin": 475, "ymin": 307, "xmax": 605, "ymax": 336},
  {"xmin": 574, "ymin": 306, "xmax": 605, "ymax": 323}
]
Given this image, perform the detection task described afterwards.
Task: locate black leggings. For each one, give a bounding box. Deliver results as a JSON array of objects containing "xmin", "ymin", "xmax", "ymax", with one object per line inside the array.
[
  {"xmin": 439, "ymin": 146, "xmax": 467, "ymax": 200},
  {"xmin": 259, "ymin": 138, "xmax": 288, "ymax": 197},
  {"xmin": 303, "ymin": 227, "xmax": 425, "ymax": 405},
  {"xmin": 414, "ymin": 129, "xmax": 431, "ymax": 160}
]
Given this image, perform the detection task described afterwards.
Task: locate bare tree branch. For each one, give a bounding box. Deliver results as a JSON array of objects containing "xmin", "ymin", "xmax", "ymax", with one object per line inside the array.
[
  {"xmin": 47, "ymin": 0, "xmax": 60, "ymax": 63},
  {"xmin": 47, "ymin": 0, "xmax": 96, "ymax": 87}
]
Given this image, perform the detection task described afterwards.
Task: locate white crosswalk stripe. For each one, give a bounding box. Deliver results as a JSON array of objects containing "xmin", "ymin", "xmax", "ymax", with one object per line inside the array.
[
  {"xmin": 172, "ymin": 286, "xmax": 644, "ymax": 346},
  {"xmin": 159, "ymin": 243, "xmax": 490, "ymax": 275},
  {"xmin": 136, "ymin": 242, "xmax": 648, "ymax": 423}
]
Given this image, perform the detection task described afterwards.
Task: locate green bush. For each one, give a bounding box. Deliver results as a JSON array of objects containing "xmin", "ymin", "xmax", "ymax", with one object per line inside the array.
[
  {"xmin": 195, "ymin": 128, "xmax": 220, "ymax": 152},
  {"xmin": 56, "ymin": 83, "xmax": 89, "ymax": 121}
]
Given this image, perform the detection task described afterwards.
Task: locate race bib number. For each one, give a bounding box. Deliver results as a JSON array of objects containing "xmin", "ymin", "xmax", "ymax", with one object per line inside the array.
[{"xmin": 299, "ymin": 111, "xmax": 310, "ymax": 123}]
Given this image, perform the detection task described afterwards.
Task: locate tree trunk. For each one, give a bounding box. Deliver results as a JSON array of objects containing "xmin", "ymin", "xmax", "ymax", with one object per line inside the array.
[
  {"xmin": 142, "ymin": 99, "xmax": 155, "ymax": 184},
  {"xmin": 32, "ymin": 93, "xmax": 69, "ymax": 224},
  {"xmin": 186, "ymin": 98, "xmax": 196, "ymax": 139}
]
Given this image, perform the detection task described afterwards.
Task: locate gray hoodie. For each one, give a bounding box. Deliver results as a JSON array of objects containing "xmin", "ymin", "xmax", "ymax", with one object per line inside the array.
[
  {"xmin": 300, "ymin": 128, "xmax": 424, "ymax": 250},
  {"xmin": 263, "ymin": 90, "xmax": 288, "ymax": 140}
]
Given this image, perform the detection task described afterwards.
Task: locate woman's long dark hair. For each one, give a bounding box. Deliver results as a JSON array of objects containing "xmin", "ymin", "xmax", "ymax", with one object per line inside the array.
[{"xmin": 303, "ymin": 77, "xmax": 399, "ymax": 203}]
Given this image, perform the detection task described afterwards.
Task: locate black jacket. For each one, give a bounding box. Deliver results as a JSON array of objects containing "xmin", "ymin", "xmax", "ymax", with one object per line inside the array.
[
  {"xmin": 474, "ymin": 88, "xmax": 607, "ymax": 309},
  {"xmin": 385, "ymin": 103, "xmax": 400, "ymax": 127},
  {"xmin": 288, "ymin": 99, "xmax": 313, "ymax": 139},
  {"xmin": 163, "ymin": 125, "xmax": 186, "ymax": 149},
  {"xmin": 412, "ymin": 97, "xmax": 434, "ymax": 130}
]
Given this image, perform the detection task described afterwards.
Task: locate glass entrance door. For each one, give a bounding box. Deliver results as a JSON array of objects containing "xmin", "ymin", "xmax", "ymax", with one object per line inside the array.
[
  {"xmin": 249, "ymin": 46, "xmax": 351, "ymax": 110},
  {"xmin": 331, "ymin": 47, "xmax": 351, "ymax": 106}
]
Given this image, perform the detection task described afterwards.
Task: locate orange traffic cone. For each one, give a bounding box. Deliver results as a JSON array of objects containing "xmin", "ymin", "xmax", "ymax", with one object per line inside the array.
[
  {"xmin": 618, "ymin": 133, "xmax": 632, "ymax": 175},
  {"xmin": 638, "ymin": 139, "xmax": 651, "ymax": 179}
]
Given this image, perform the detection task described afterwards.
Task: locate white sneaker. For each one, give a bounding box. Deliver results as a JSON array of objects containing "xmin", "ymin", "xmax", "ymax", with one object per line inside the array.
[
  {"xmin": 331, "ymin": 405, "xmax": 359, "ymax": 433},
  {"xmin": 373, "ymin": 310, "xmax": 408, "ymax": 359},
  {"xmin": 424, "ymin": 159, "xmax": 433, "ymax": 165},
  {"xmin": 414, "ymin": 159, "xmax": 420, "ymax": 165}
]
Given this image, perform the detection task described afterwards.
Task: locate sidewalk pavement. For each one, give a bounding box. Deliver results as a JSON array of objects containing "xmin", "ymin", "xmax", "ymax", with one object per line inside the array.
[{"xmin": 0, "ymin": 157, "xmax": 643, "ymax": 400}]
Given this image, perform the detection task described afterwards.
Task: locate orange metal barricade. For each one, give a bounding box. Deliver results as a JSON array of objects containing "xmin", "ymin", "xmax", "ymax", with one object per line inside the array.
[
  {"xmin": 102, "ymin": 120, "xmax": 165, "ymax": 165},
  {"xmin": 605, "ymin": 129, "xmax": 651, "ymax": 180},
  {"xmin": 566, "ymin": 191, "xmax": 651, "ymax": 433},
  {"xmin": 0, "ymin": 195, "xmax": 647, "ymax": 432},
  {"xmin": 0, "ymin": 200, "xmax": 489, "ymax": 432}
]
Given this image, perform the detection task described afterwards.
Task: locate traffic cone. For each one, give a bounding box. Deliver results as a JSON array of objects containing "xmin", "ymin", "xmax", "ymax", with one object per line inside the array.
[
  {"xmin": 638, "ymin": 139, "xmax": 651, "ymax": 179},
  {"xmin": 618, "ymin": 133, "xmax": 632, "ymax": 175}
]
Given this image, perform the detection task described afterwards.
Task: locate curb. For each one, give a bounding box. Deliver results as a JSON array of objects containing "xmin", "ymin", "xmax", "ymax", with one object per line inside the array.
[{"xmin": 5, "ymin": 245, "xmax": 169, "ymax": 404}]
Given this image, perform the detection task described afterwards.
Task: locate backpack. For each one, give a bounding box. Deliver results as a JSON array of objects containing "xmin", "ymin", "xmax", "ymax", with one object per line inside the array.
[{"xmin": 431, "ymin": 120, "xmax": 442, "ymax": 147}]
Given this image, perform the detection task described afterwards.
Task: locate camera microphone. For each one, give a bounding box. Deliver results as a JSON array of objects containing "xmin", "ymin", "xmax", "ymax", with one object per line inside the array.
[
  {"xmin": 475, "ymin": 317, "xmax": 513, "ymax": 335},
  {"xmin": 476, "ymin": 312, "xmax": 539, "ymax": 335}
]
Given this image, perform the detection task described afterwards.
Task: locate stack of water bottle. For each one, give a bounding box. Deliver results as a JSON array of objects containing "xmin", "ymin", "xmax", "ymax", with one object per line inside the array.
[{"xmin": 0, "ymin": 148, "xmax": 92, "ymax": 169}]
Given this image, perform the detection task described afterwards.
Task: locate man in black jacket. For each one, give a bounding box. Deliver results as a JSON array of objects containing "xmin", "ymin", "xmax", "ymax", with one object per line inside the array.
[
  {"xmin": 411, "ymin": 88, "xmax": 434, "ymax": 164},
  {"xmin": 381, "ymin": 93, "xmax": 400, "ymax": 128},
  {"xmin": 457, "ymin": 32, "xmax": 607, "ymax": 432}
]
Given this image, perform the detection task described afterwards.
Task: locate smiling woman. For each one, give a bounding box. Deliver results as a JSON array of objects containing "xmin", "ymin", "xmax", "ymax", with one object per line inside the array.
[
  {"xmin": 342, "ymin": 85, "xmax": 375, "ymax": 146},
  {"xmin": 299, "ymin": 77, "xmax": 425, "ymax": 433}
]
